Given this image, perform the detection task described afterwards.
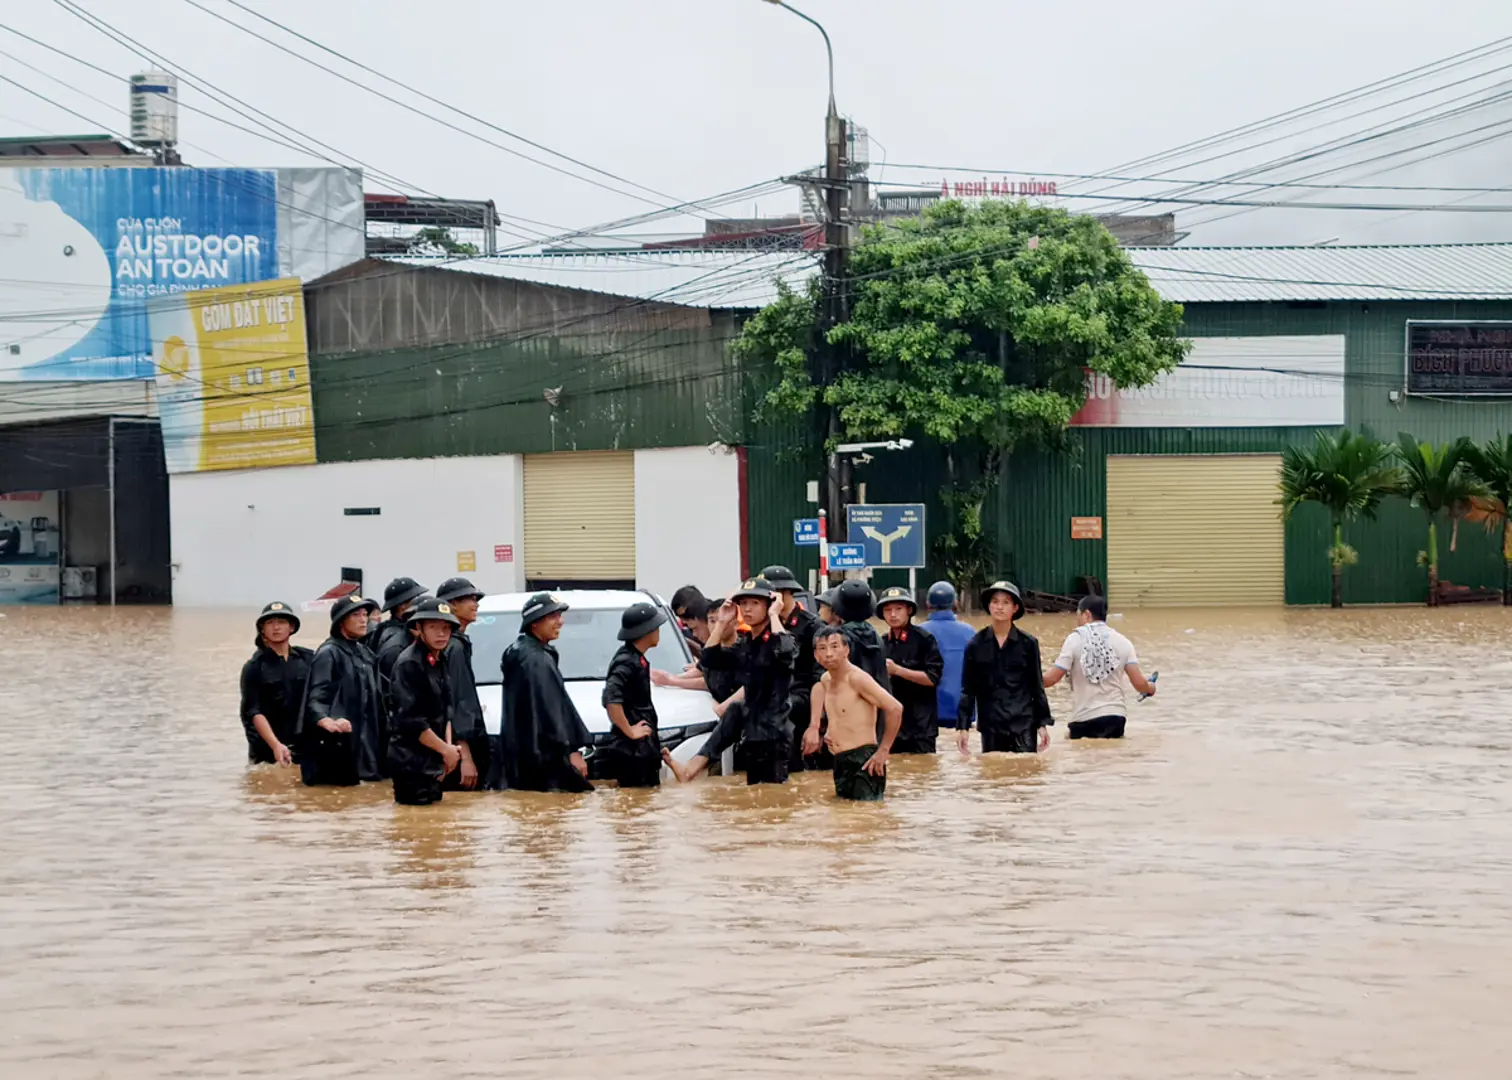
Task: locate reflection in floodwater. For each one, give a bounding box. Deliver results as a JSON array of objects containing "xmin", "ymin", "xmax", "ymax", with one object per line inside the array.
[{"xmin": 3, "ymin": 604, "xmax": 1512, "ymax": 1078}]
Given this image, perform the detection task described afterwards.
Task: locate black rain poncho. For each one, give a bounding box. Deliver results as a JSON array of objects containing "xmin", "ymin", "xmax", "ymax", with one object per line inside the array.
[
  {"xmin": 498, "ymin": 631, "xmax": 594, "ymax": 793},
  {"xmin": 296, "ymin": 634, "xmax": 387, "ymax": 786}
]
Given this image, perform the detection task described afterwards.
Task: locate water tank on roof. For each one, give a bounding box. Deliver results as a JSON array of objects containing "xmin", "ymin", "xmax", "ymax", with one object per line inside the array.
[{"xmin": 129, "ymin": 72, "xmax": 178, "ymax": 147}]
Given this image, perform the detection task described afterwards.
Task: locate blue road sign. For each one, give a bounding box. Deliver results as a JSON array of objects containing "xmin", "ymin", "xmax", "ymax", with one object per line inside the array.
[
  {"xmin": 829, "ymin": 543, "xmax": 867, "ymax": 571},
  {"xmin": 793, "ymin": 518, "xmax": 821, "ymax": 546},
  {"xmin": 846, "ymin": 504, "xmax": 927, "ymax": 569}
]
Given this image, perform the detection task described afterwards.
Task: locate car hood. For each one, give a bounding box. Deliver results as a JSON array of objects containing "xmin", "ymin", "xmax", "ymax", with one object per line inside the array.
[{"xmin": 477, "ymin": 681, "xmax": 717, "ymax": 738}]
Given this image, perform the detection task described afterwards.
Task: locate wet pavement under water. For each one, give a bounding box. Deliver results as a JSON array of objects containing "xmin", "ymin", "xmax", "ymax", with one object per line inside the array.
[{"xmin": 2, "ymin": 604, "xmax": 1511, "ymax": 1079}]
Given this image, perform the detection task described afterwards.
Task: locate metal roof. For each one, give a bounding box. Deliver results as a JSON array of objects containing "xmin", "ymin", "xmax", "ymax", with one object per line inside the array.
[
  {"xmin": 1127, "ymin": 243, "xmax": 1512, "ymax": 303},
  {"xmin": 383, "ymin": 242, "xmax": 1512, "ymax": 310},
  {"xmin": 382, "ymin": 250, "xmax": 819, "ymax": 309}
]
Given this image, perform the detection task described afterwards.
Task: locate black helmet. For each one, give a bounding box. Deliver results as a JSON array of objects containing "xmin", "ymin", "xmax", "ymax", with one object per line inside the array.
[
  {"xmin": 329, "ymin": 594, "xmax": 379, "ymax": 628},
  {"xmin": 256, "ymin": 600, "xmax": 301, "ymax": 634},
  {"xmin": 980, "ymin": 579, "xmax": 1025, "ymax": 616},
  {"xmin": 406, "ymin": 596, "xmax": 461, "ymax": 628},
  {"xmin": 520, "ymin": 591, "xmax": 570, "ymax": 627},
  {"xmin": 435, "ymin": 577, "xmax": 484, "ymax": 603},
  {"xmin": 835, "ymin": 579, "xmax": 875, "ymax": 623},
  {"xmin": 816, "ymin": 588, "xmax": 838, "ymax": 612},
  {"xmin": 380, "ymin": 576, "xmax": 428, "ymax": 613},
  {"xmin": 618, "ymin": 601, "xmax": 669, "ymax": 641},
  {"xmin": 876, "ymin": 585, "xmax": 916, "ymax": 616},
  {"xmin": 926, "ymin": 581, "xmax": 957, "ymax": 610},
  {"xmin": 730, "ymin": 576, "xmax": 776, "ymax": 602},
  {"xmin": 759, "ymin": 564, "xmax": 802, "ymax": 592}
]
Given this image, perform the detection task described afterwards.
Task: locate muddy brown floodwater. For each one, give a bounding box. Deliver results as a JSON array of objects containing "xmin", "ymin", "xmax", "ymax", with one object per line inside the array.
[{"xmin": 3, "ymin": 605, "xmax": 1512, "ymax": 1078}]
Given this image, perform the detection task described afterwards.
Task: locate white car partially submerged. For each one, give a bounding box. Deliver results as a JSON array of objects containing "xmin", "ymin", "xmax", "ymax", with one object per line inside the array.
[{"xmin": 466, "ymin": 590, "xmax": 725, "ymax": 778}]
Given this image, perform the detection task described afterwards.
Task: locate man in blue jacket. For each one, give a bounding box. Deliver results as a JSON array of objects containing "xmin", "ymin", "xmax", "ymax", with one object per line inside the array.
[{"xmin": 919, "ymin": 581, "xmax": 975, "ymax": 736}]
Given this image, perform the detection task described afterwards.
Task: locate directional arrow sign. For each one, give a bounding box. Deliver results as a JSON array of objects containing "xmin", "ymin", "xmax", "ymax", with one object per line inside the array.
[{"xmin": 846, "ymin": 504, "xmax": 926, "ymax": 568}]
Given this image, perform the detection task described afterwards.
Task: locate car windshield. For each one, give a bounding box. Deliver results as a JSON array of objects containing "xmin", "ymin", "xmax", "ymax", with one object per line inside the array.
[{"xmin": 467, "ymin": 605, "xmax": 690, "ymax": 683}]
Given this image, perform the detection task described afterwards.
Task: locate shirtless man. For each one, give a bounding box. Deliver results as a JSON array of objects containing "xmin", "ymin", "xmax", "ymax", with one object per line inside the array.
[{"xmin": 802, "ymin": 625, "xmax": 903, "ymax": 802}]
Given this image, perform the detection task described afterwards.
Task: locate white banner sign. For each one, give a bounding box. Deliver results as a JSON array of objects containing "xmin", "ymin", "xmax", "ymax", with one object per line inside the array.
[{"xmin": 1072, "ymin": 335, "xmax": 1346, "ymax": 428}]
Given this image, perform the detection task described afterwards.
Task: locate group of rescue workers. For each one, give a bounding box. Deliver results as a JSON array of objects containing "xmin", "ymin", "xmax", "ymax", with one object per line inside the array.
[{"xmin": 239, "ymin": 564, "xmax": 1156, "ymax": 806}]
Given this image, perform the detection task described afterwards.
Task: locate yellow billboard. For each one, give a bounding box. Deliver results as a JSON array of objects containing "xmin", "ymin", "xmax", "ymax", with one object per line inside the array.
[{"xmin": 148, "ymin": 278, "xmax": 316, "ymax": 474}]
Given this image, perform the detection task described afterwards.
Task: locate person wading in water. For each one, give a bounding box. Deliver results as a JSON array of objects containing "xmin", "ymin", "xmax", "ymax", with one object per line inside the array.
[
  {"xmin": 804, "ymin": 626, "xmax": 903, "ymax": 801},
  {"xmin": 238, "ymin": 601, "xmax": 313, "ymax": 766},
  {"xmin": 297, "ymin": 595, "xmax": 387, "ymax": 786},
  {"xmin": 957, "ymin": 581, "xmax": 1053, "ymax": 755},
  {"xmin": 876, "ymin": 585, "xmax": 944, "ymax": 755},
  {"xmin": 1043, "ymin": 593, "xmax": 1155, "ymax": 739},
  {"xmin": 387, "ymin": 598, "xmax": 463, "ymax": 806}
]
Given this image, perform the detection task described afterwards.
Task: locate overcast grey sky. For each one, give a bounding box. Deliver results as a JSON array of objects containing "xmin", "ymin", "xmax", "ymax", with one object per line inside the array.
[{"xmin": 4, "ymin": 0, "xmax": 1512, "ymax": 246}]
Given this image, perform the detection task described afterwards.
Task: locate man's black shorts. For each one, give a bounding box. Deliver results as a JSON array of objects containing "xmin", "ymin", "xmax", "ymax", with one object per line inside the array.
[{"xmin": 1068, "ymin": 716, "xmax": 1126, "ymax": 740}]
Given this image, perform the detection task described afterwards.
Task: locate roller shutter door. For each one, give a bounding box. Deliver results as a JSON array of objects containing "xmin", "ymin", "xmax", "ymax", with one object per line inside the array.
[
  {"xmin": 1106, "ymin": 454, "xmax": 1283, "ymax": 608},
  {"xmin": 523, "ymin": 451, "xmax": 635, "ymax": 581}
]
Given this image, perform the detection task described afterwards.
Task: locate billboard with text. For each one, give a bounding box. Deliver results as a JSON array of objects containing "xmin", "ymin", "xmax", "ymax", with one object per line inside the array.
[
  {"xmin": 1072, "ymin": 335, "xmax": 1346, "ymax": 428},
  {"xmin": 0, "ymin": 167, "xmax": 362, "ymax": 381},
  {"xmin": 148, "ymin": 278, "xmax": 315, "ymax": 474}
]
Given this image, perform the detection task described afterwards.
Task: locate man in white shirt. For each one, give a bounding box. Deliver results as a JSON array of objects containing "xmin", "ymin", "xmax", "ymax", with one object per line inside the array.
[{"xmin": 1043, "ymin": 594, "xmax": 1156, "ymax": 740}]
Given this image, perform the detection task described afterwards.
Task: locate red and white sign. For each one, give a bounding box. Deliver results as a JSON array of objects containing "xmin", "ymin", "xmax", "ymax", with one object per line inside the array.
[
  {"xmin": 494, "ymin": 544, "xmax": 514, "ymax": 564},
  {"xmin": 1071, "ymin": 335, "xmax": 1345, "ymax": 429},
  {"xmin": 1071, "ymin": 517, "xmax": 1103, "ymax": 540}
]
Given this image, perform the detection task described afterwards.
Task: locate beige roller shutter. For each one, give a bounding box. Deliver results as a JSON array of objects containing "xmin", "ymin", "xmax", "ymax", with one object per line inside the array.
[
  {"xmin": 524, "ymin": 451, "xmax": 635, "ymax": 580},
  {"xmin": 1106, "ymin": 455, "xmax": 1283, "ymax": 608}
]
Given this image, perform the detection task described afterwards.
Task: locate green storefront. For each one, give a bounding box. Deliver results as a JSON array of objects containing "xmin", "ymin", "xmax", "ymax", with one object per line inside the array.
[{"xmin": 745, "ymin": 244, "xmax": 1512, "ymax": 607}]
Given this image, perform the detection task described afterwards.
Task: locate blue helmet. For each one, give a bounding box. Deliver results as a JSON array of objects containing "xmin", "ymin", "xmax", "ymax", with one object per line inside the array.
[{"xmin": 926, "ymin": 581, "xmax": 957, "ymax": 610}]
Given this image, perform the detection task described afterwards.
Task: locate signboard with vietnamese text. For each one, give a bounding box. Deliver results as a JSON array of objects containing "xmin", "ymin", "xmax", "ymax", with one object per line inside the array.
[
  {"xmin": 1405, "ymin": 321, "xmax": 1512, "ymax": 396},
  {"xmin": 457, "ymin": 551, "xmax": 477, "ymax": 572},
  {"xmin": 1072, "ymin": 335, "xmax": 1345, "ymax": 428},
  {"xmin": 148, "ymin": 278, "xmax": 315, "ymax": 474},
  {"xmin": 494, "ymin": 544, "xmax": 514, "ymax": 563},
  {"xmin": 846, "ymin": 504, "xmax": 926, "ymax": 569},
  {"xmin": 1071, "ymin": 517, "xmax": 1103, "ymax": 540}
]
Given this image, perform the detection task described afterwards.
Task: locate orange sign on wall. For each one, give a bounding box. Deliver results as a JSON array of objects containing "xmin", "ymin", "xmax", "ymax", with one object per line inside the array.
[{"xmin": 1071, "ymin": 516, "xmax": 1103, "ymax": 540}]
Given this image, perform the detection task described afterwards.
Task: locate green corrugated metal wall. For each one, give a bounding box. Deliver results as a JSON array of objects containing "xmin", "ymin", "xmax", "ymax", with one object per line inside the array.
[
  {"xmin": 744, "ymin": 298, "xmax": 1512, "ymax": 606},
  {"xmin": 995, "ymin": 300, "xmax": 1512, "ymax": 605},
  {"xmin": 311, "ymin": 318, "xmax": 746, "ymax": 461}
]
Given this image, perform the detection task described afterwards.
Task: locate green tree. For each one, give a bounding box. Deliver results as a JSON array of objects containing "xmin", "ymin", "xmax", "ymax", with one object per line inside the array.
[
  {"xmin": 1276, "ymin": 430, "xmax": 1402, "ymax": 609},
  {"xmin": 1462, "ymin": 433, "xmax": 1512, "ymax": 605},
  {"xmin": 407, "ymin": 226, "xmax": 478, "ymax": 256},
  {"xmin": 1394, "ymin": 433, "xmax": 1485, "ymax": 606},
  {"xmin": 736, "ymin": 199, "xmax": 1188, "ymax": 590}
]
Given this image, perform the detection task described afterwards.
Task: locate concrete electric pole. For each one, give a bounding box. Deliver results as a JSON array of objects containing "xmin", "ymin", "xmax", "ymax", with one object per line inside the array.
[{"xmin": 762, "ymin": 1, "xmax": 851, "ymax": 579}]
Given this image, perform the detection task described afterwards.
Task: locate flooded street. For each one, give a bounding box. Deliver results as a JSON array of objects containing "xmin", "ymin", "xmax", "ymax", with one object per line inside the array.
[{"xmin": 3, "ymin": 604, "xmax": 1512, "ymax": 1078}]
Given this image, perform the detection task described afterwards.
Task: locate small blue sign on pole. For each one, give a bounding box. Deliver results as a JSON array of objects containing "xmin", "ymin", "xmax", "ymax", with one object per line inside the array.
[
  {"xmin": 793, "ymin": 518, "xmax": 821, "ymax": 546},
  {"xmin": 829, "ymin": 543, "xmax": 868, "ymax": 570}
]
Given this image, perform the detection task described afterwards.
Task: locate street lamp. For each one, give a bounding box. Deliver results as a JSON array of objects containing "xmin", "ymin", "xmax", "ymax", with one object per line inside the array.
[
  {"xmin": 760, "ymin": 0, "xmax": 836, "ymax": 118},
  {"xmin": 761, "ymin": 0, "xmax": 850, "ymax": 581}
]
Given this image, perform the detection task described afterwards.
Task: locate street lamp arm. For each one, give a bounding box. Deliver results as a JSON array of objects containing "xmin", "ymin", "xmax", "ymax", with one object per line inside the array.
[{"xmin": 761, "ymin": 0, "xmax": 836, "ymax": 115}]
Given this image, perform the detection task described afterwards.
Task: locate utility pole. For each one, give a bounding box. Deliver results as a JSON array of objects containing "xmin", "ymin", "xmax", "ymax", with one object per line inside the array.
[{"xmin": 762, "ymin": 0, "xmax": 850, "ymax": 580}]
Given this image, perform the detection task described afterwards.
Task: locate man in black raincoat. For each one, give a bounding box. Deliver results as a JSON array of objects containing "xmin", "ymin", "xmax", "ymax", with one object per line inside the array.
[
  {"xmin": 603, "ymin": 601, "xmax": 669, "ymax": 788},
  {"xmin": 760, "ymin": 564, "xmax": 823, "ymax": 771},
  {"xmin": 877, "ymin": 585, "xmax": 944, "ymax": 754},
  {"xmin": 436, "ymin": 577, "xmax": 488, "ymax": 792},
  {"xmin": 297, "ymin": 594, "xmax": 387, "ymax": 786},
  {"xmin": 366, "ymin": 576, "xmax": 427, "ymax": 655},
  {"xmin": 387, "ymin": 598, "xmax": 463, "ymax": 805},
  {"xmin": 667, "ymin": 577, "xmax": 797, "ymax": 786},
  {"xmin": 958, "ymin": 580, "xmax": 1053, "ymax": 754},
  {"xmin": 238, "ymin": 601, "xmax": 314, "ymax": 766},
  {"xmin": 499, "ymin": 592, "xmax": 594, "ymax": 793}
]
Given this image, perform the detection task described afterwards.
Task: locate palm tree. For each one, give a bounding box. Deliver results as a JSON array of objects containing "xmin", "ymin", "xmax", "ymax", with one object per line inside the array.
[
  {"xmin": 1394, "ymin": 433, "xmax": 1486, "ymax": 606},
  {"xmin": 1277, "ymin": 430, "xmax": 1402, "ymax": 608},
  {"xmin": 1463, "ymin": 434, "xmax": 1512, "ymax": 605}
]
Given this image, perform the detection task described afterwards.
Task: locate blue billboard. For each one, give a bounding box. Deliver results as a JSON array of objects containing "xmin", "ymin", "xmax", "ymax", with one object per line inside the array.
[{"xmin": 0, "ymin": 167, "xmax": 281, "ymax": 380}]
